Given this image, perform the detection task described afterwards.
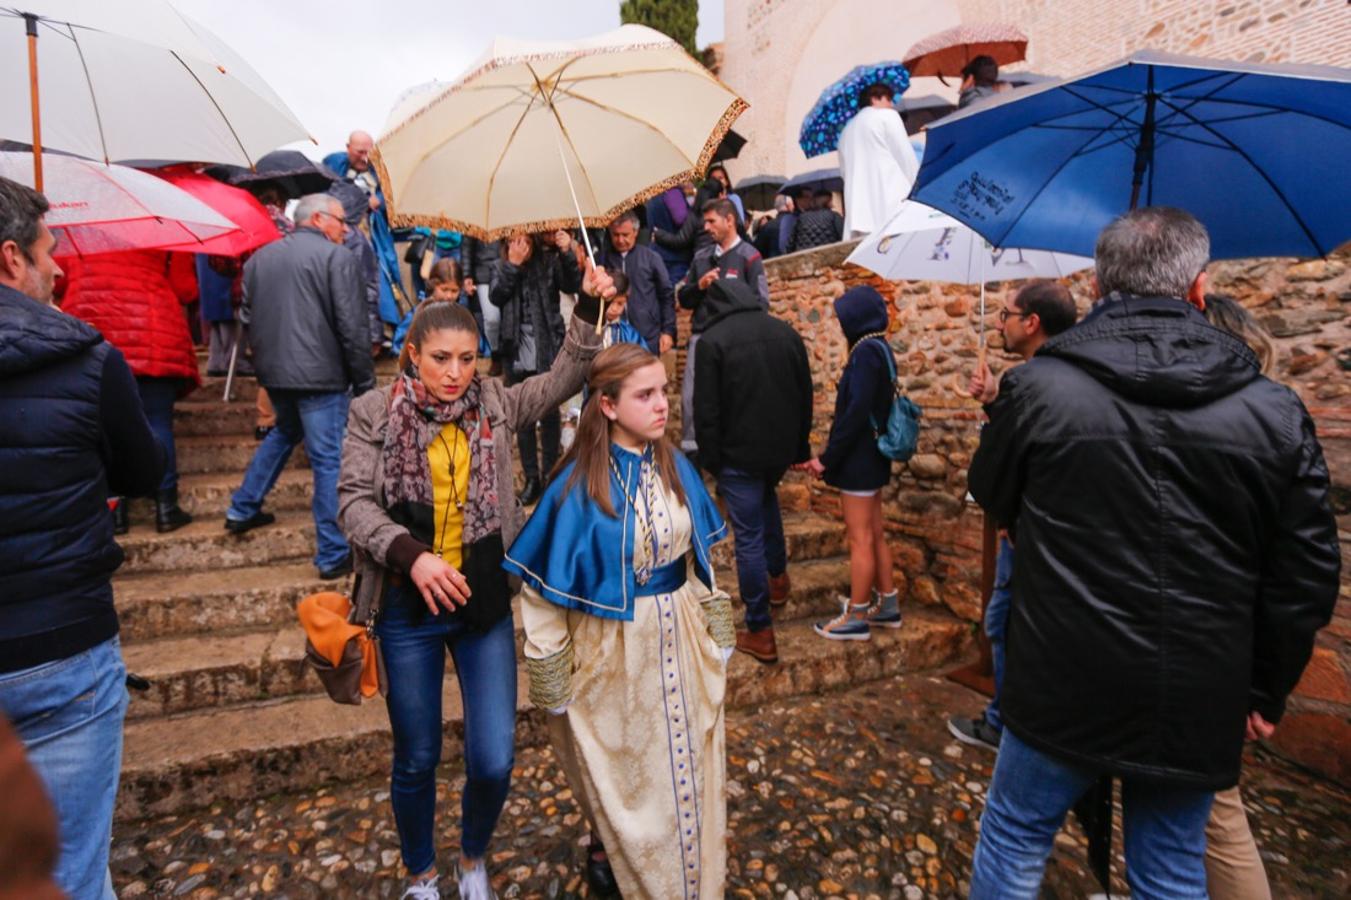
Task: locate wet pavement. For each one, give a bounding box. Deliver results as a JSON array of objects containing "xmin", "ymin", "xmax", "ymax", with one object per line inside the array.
[{"xmin": 111, "ymin": 673, "xmax": 1350, "ymax": 898}]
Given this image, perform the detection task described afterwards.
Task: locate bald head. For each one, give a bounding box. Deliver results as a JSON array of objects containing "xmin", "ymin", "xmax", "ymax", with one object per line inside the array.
[{"xmin": 346, "ymin": 130, "xmax": 374, "ymax": 172}]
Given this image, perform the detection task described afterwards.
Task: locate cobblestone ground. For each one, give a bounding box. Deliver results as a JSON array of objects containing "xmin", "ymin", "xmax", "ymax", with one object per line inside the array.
[{"xmin": 112, "ymin": 674, "xmax": 1350, "ymax": 899}]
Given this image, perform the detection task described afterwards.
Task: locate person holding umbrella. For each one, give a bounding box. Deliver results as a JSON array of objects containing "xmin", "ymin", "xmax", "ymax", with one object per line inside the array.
[{"xmin": 337, "ymin": 262, "xmax": 617, "ymax": 900}]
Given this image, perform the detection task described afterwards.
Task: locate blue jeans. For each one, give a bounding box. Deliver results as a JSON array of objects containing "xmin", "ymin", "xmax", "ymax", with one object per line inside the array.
[
  {"xmin": 984, "ymin": 536, "xmax": 1014, "ymax": 732},
  {"xmin": 970, "ymin": 730, "xmax": 1214, "ymax": 900},
  {"xmin": 377, "ymin": 589, "xmax": 517, "ymax": 873},
  {"xmin": 227, "ymin": 389, "xmax": 350, "ymax": 571},
  {"xmin": 717, "ymin": 466, "xmax": 788, "ymax": 633},
  {"xmin": 0, "ymin": 637, "xmax": 127, "ymax": 900},
  {"xmin": 137, "ymin": 377, "xmax": 179, "ymax": 493}
]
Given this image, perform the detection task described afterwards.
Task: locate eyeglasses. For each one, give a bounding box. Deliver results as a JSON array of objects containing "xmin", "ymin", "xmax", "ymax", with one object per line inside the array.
[
  {"xmin": 316, "ymin": 210, "xmax": 349, "ymax": 230},
  {"xmin": 997, "ymin": 309, "xmax": 1032, "ymax": 323}
]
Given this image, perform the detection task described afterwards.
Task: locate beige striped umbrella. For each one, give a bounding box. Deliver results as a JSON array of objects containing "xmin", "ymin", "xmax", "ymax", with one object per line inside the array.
[
  {"xmin": 373, "ymin": 24, "xmax": 747, "ymax": 248},
  {"xmin": 902, "ymin": 23, "xmax": 1028, "ymax": 80}
]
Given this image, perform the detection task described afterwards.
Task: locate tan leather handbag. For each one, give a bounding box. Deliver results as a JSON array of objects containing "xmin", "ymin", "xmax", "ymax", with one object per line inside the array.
[{"xmin": 296, "ymin": 591, "xmax": 386, "ymax": 705}]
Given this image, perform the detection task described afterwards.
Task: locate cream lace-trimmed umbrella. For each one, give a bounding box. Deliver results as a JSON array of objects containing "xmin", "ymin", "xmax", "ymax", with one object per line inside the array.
[{"xmin": 374, "ymin": 24, "xmax": 747, "ymax": 247}]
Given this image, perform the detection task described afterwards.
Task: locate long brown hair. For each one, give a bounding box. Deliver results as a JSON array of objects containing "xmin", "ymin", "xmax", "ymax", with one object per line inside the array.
[
  {"xmin": 1204, "ymin": 294, "xmax": 1275, "ymax": 375},
  {"xmin": 554, "ymin": 343, "xmax": 686, "ymax": 517},
  {"xmin": 397, "ymin": 300, "xmax": 478, "ymax": 372}
]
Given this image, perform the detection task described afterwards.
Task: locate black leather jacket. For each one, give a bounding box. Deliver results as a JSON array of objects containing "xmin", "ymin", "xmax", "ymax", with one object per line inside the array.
[{"xmin": 970, "ymin": 294, "xmax": 1339, "ymax": 789}]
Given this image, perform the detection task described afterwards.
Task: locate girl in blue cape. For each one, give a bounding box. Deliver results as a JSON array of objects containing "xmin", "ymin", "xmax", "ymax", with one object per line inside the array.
[{"xmin": 505, "ymin": 342, "xmax": 734, "ymax": 898}]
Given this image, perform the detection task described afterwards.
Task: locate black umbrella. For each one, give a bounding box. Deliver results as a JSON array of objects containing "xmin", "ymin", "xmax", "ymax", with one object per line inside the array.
[
  {"xmin": 207, "ymin": 150, "xmax": 338, "ymax": 199},
  {"xmin": 897, "ymin": 94, "xmax": 957, "ymax": 134},
  {"xmin": 777, "ymin": 167, "xmax": 842, "ymax": 196},
  {"xmin": 734, "ymin": 174, "xmax": 786, "ymax": 211},
  {"xmin": 712, "ymin": 128, "xmax": 747, "ymax": 163}
]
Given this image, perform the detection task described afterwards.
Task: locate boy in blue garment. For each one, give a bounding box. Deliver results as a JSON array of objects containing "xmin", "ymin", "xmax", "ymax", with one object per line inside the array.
[{"xmin": 599, "ymin": 272, "xmax": 649, "ymax": 351}]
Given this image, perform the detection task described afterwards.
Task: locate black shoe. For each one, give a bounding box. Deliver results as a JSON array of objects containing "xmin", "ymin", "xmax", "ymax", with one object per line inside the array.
[
  {"xmin": 155, "ymin": 488, "xmax": 193, "ymax": 533},
  {"xmin": 585, "ymin": 836, "xmax": 620, "ymax": 898},
  {"xmin": 224, "ymin": 510, "xmax": 275, "ymax": 535},
  {"xmin": 206, "ymin": 368, "xmax": 227, "ymax": 377},
  {"xmin": 111, "ymin": 499, "xmax": 130, "ymax": 535},
  {"xmin": 254, "ymin": 426, "xmax": 272, "ymax": 441},
  {"xmin": 518, "ymin": 477, "xmax": 542, "ymax": 506},
  {"xmin": 946, "ymin": 715, "xmax": 1002, "ymax": 752},
  {"xmin": 318, "ymin": 555, "xmax": 353, "ymax": 580}
]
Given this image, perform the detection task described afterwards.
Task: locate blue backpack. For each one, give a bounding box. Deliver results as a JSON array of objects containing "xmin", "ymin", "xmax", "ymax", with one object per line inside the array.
[{"xmin": 860, "ymin": 337, "xmax": 922, "ymax": 462}]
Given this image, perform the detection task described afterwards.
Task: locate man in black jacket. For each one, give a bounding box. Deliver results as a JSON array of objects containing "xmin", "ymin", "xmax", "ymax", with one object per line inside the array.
[
  {"xmin": 694, "ymin": 279, "xmax": 812, "ymax": 664},
  {"xmin": 0, "ymin": 177, "xmax": 165, "ymax": 899},
  {"xmin": 226, "ymin": 193, "xmax": 375, "ymax": 580},
  {"xmin": 966, "ymin": 207, "xmax": 1340, "ymax": 897}
]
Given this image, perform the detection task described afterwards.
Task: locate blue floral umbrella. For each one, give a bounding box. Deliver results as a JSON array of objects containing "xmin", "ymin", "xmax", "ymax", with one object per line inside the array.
[{"xmin": 799, "ymin": 62, "xmax": 911, "ymax": 158}]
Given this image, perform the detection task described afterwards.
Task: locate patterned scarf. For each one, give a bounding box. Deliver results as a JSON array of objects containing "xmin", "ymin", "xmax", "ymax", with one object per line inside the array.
[{"xmin": 382, "ymin": 370, "xmax": 500, "ymax": 547}]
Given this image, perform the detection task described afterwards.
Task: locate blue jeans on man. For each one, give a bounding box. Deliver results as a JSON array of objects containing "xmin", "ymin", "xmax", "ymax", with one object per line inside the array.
[
  {"xmin": 970, "ymin": 729, "xmax": 1214, "ymax": 899},
  {"xmin": 0, "ymin": 637, "xmax": 128, "ymax": 900},
  {"xmin": 717, "ymin": 466, "xmax": 788, "ymax": 633},
  {"xmin": 984, "ymin": 536, "xmax": 1014, "ymax": 732},
  {"xmin": 377, "ymin": 588, "xmax": 517, "ymax": 873},
  {"xmin": 226, "ymin": 389, "xmax": 351, "ymax": 572}
]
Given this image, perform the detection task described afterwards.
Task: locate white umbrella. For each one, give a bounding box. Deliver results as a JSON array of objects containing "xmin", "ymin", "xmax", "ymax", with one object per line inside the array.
[
  {"xmin": 374, "ymin": 24, "xmax": 747, "ymax": 249},
  {"xmin": 0, "ymin": 1, "xmax": 312, "ymax": 189},
  {"xmin": 0, "ymin": 151, "xmax": 237, "ymax": 256},
  {"xmin": 847, "ymin": 200, "xmax": 1091, "ymax": 375}
]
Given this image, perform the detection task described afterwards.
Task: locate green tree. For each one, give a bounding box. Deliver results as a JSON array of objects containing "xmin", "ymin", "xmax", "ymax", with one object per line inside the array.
[{"xmin": 620, "ymin": 0, "xmax": 699, "ymax": 56}]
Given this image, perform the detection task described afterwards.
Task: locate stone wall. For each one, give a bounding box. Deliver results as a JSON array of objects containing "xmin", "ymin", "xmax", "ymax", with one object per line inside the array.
[{"xmin": 759, "ymin": 240, "xmax": 1351, "ymax": 782}]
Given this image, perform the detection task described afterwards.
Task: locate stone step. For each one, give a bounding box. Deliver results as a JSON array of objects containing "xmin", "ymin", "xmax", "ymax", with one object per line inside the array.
[
  {"xmin": 116, "ymin": 608, "xmax": 973, "ymax": 819},
  {"xmin": 116, "ymin": 512, "xmax": 319, "ymax": 576},
  {"xmin": 118, "ymin": 556, "xmax": 858, "ymax": 715},
  {"xmin": 171, "ymin": 400, "xmax": 259, "ymax": 437},
  {"xmin": 124, "ymin": 470, "xmax": 313, "ymax": 526},
  {"xmin": 187, "ymin": 375, "xmax": 259, "ymax": 404},
  {"xmin": 175, "ymin": 434, "xmax": 309, "ymax": 476},
  {"xmin": 114, "ymin": 508, "xmax": 841, "ymax": 583}
]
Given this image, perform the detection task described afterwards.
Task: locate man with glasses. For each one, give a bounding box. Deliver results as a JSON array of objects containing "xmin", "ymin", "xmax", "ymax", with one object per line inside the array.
[
  {"xmin": 947, "ymin": 280, "xmax": 1077, "ymax": 752},
  {"xmin": 225, "ymin": 193, "xmax": 375, "ymax": 581}
]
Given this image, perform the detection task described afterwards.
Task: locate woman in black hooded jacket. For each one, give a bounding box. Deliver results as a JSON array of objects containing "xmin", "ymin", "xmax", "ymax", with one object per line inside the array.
[{"xmin": 803, "ymin": 286, "xmax": 901, "ymax": 641}]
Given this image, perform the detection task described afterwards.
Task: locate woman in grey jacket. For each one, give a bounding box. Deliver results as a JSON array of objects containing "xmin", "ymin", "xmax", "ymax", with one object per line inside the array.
[{"xmin": 337, "ymin": 266, "xmax": 613, "ymax": 900}]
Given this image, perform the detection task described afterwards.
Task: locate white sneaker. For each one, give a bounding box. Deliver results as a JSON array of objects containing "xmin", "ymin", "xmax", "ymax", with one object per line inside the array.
[
  {"xmin": 458, "ymin": 862, "xmax": 497, "ymax": 900},
  {"xmin": 401, "ymin": 874, "xmax": 440, "ymax": 899}
]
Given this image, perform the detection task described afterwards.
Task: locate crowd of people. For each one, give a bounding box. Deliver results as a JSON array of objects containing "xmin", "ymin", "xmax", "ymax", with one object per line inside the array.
[{"xmin": 0, "ymin": 74, "xmax": 1341, "ymax": 900}]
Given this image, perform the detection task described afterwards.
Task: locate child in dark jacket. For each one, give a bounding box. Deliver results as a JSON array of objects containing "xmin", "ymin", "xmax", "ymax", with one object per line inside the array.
[{"xmin": 802, "ymin": 286, "xmax": 900, "ymax": 640}]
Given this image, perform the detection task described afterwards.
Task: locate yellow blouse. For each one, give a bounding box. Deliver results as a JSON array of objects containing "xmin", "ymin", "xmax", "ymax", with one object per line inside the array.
[{"xmin": 426, "ymin": 421, "xmax": 470, "ymax": 569}]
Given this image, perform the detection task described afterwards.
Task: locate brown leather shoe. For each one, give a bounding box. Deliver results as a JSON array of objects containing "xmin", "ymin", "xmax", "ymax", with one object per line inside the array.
[
  {"xmin": 768, "ymin": 571, "xmax": 791, "ymax": 608},
  {"xmin": 735, "ymin": 627, "xmax": 779, "ymax": 664}
]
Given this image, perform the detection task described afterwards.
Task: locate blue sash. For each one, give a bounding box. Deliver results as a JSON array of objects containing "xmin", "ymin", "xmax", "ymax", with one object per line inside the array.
[{"xmin": 635, "ymin": 559, "xmax": 688, "ymax": 597}]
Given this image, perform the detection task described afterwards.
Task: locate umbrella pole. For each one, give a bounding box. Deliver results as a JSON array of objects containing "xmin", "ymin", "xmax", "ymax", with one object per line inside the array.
[
  {"xmin": 24, "ymin": 13, "xmax": 43, "ymax": 192},
  {"xmin": 549, "ymin": 127, "xmax": 607, "ymax": 335},
  {"xmin": 1129, "ymin": 68, "xmax": 1157, "ymax": 211},
  {"xmin": 223, "ymin": 320, "xmax": 240, "ymax": 402}
]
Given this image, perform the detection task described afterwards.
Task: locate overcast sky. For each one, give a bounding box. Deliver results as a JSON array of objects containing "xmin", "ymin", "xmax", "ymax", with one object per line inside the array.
[{"xmin": 171, "ymin": 0, "xmax": 726, "ymax": 159}]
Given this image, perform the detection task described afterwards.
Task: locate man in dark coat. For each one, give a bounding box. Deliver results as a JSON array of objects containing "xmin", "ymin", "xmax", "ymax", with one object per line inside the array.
[
  {"xmin": 694, "ymin": 279, "xmax": 812, "ymax": 664},
  {"xmin": 965, "ymin": 206, "xmax": 1340, "ymax": 897},
  {"xmin": 490, "ymin": 230, "xmax": 582, "ymax": 504},
  {"xmin": 599, "ymin": 211, "xmax": 675, "ymax": 355},
  {"xmin": 226, "ymin": 193, "xmax": 375, "ymax": 581},
  {"xmin": 0, "ymin": 176, "xmax": 165, "ymax": 899}
]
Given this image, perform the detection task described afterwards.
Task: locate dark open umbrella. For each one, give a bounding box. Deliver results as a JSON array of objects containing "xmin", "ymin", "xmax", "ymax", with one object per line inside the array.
[
  {"xmin": 778, "ymin": 167, "xmax": 843, "ymax": 196},
  {"xmin": 712, "ymin": 128, "xmax": 747, "ymax": 163},
  {"xmin": 735, "ymin": 173, "xmax": 786, "ymax": 210},
  {"xmin": 898, "ymin": 94, "xmax": 956, "ymax": 134},
  {"xmin": 207, "ymin": 149, "xmax": 338, "ymax": 199}
]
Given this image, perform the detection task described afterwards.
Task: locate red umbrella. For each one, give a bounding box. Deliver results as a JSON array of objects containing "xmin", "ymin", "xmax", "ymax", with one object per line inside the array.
[
  {"xmin": 151, "ymin": 168, "xmax": 281, "ymax": 256},
  {"xmin": 902, "ymin": 23, "xmax": 1028, "ymax": 80}
]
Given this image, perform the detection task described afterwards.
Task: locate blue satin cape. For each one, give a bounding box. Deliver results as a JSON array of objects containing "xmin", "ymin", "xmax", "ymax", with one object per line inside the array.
[{"xmin": 503, "ymin": 444, "xmax": 727, "ymax": 621}]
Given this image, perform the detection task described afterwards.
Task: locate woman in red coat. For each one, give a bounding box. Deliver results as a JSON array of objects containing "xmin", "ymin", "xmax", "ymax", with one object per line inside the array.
[{"xmin": 61, "ymin": 250, "xmax": 200, "ymax": 532}]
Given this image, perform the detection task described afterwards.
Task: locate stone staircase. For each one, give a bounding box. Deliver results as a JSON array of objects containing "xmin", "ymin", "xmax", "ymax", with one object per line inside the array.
[{"xmin": 112, "ymin": 369, "xmax": 975, "ymax": 820}]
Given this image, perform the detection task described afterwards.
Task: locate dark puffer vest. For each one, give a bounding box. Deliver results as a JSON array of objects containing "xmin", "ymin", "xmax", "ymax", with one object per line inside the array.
[{"xmin": 0, "ymin": 285, "xmax": 164, "ymax": 671}]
